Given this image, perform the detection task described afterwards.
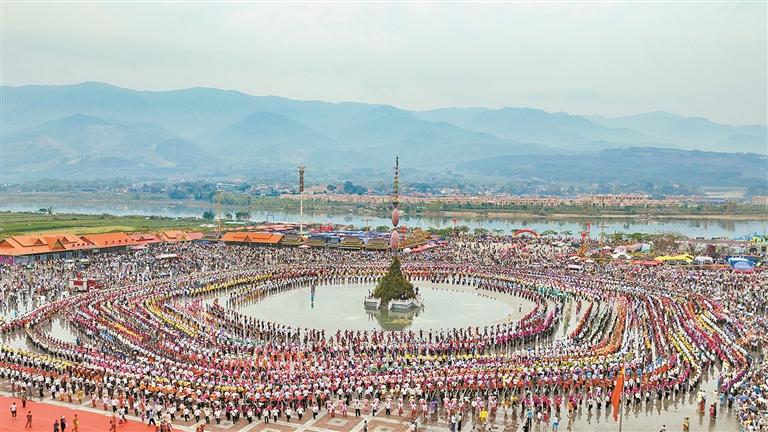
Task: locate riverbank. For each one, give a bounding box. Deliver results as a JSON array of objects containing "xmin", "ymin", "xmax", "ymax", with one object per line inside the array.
[
  {"xmin": 432, "ymin": 209, "xmax": 768, "ymax": 221},
  {"xmin": 2, "ymin": 208, "xmax": 766, "ymax": 239}
]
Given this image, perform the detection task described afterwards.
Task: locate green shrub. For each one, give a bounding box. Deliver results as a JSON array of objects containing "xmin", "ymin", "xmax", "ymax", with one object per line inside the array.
[{"xmin": 373, "ymin": 257, "xmax": 416, "ymax": 304}]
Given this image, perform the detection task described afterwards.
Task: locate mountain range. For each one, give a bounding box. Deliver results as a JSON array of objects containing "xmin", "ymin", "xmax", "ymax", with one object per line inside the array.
[
  {"xmin": 1, "ymin": 82, "xmax": 766, "ymax": 187},
  {"xmin": 458, "ymin": 148, "xmax": 766, "ymax": 187}
]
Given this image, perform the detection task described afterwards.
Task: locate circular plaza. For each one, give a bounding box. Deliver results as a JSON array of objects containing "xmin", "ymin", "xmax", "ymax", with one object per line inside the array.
[{"xmin": 1, "ymin": 238, "xmax": 765, "ymax": 432}]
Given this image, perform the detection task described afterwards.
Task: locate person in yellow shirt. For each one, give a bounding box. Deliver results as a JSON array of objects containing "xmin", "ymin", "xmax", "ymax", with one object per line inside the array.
[{"xmin": 478, "ymin": 408, "xmax": 488, "ymax": 425}]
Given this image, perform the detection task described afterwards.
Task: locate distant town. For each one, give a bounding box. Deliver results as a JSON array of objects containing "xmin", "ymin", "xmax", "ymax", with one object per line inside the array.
[{"xmin": 286, "ymin": 191, "xmax": 768, "ymax": 209}]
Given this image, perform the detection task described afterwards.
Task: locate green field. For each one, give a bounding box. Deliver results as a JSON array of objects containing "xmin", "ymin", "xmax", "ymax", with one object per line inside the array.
[{"xmin": 0, "ymin": 212, "xmax": 210, "ymax": 237}]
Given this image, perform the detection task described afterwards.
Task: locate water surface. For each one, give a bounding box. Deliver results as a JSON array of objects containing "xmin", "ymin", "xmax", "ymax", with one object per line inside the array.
[{"xmin": 235, "ymin": 282, "xmax": 534, "ymax": 332}]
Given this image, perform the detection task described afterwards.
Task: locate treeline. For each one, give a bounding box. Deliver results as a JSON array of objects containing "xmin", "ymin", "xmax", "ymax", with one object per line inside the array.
[{"xmin": 1, "ymin": 178, "xmax": 710, "ymax": 199}]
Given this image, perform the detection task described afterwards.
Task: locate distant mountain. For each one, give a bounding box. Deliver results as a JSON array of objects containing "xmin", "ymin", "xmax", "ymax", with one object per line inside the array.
[
  {"xmin": 334, "ymin": 105, "xmax": 550, "ymax": 164},
  {"xmin": 416, "ymin": 107, "xmax": 655, "ymax": 151},
  {"xmin": 457, "ymin": 147, "xmax": 767, "ymax": 187},
  {"xmin": 1, "ymin": 83, "xmax": 554, "ymax": 175},
  {"xmin": 2, "ymin": 83, "xmax": 155, "ymax": 132},
  {"xmin": 199, "ymin": 111, "xmax": 349, "ymax": 168},
  {"xmin": 0, "ymin": 113, "xmax": 213, "ymax": 178},
  {"xmin": 589, "ymin": 111, "xmax": 767, "ymax": 153},
  {"xmin": 1, "ymin": 82, "xmax": 765, "ymax": 183},
  {"xmin": 203, "ymin": 112, "xmax": 320, "ymax": 152}
]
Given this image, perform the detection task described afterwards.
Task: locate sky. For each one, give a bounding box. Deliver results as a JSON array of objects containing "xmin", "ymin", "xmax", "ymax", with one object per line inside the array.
[{"xmin": 1, "ymin": 2, "xmax": 766, "ymax": 125}]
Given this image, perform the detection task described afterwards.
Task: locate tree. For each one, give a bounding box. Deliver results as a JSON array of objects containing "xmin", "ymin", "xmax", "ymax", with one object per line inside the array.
[
  {"xmin": 343, "ymin": 181, "xmax": 366, "ymax": 195},
  {"xmin": 473, "ymin": 227, "xmax": 489, "ymax": 237},
  {"xmin": 609, "ymin": 232, "xmax": 627, "ymax": 244},
  {"xmin": 202, "ymin": 210, "xmax": 215, "ymax": 221},
  {"xmin": 168, "ymin": 189, "xmax": 187, "ymax": 199},
  {"xmin": 326, "ymin": 184, "xmax": 337, "ymax": 192},
  {"xmin": 541, "ymin": 230, "xmax": 559, "ymax": 237},
  {"xmin": 372, "ymin": 257, "xmax": 416, "ymax": 304},
  {"xmin": 433, "ymin": 228, "xmax": 453, "ymax": 237},
  {"xmin": 235, "ymin": 211, "xmax": 251, "ymax": 221},
  {"xmin": 649, "ymin": 232, "xmax": 685, "ymax": 254}
]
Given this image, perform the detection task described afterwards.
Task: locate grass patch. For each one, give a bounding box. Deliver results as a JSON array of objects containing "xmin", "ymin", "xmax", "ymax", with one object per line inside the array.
[{"xmin": 0, "ymin": 212, "xmax": 210, "ymax": 237}]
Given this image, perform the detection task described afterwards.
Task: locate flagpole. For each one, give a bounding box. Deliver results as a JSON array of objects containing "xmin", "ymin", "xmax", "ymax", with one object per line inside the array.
[
  {"xmin": 618, "ymin": 388, "xmax": 623, "ymax": 432},
  {"xmin": 618, "ymin": 362, "xmax": 624, "ymax": 432}
]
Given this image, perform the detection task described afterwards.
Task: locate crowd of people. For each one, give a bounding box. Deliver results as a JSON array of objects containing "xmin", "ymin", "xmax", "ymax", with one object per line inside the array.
[{"xmin": 0, "ymin": 236, "xmax": 766, "ymax": 431}]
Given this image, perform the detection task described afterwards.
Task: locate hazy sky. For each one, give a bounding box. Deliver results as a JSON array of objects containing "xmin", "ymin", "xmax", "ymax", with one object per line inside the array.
[{"xmin": 2, "ymin": 2, "xmax": 766, "ymax": 125}]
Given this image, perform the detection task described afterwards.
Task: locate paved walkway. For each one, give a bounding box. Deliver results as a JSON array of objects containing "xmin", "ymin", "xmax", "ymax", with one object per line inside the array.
[
  {"xmin": 1, "ymin": 396, "xmax": 156, "ymax": 432},
  {"xmin": 0, "ymin": 394, "xmax": 479, "ymax": 432},
  {"xmin": 1, "ymin": 381, "xmax": 739, "ymax": 432}
]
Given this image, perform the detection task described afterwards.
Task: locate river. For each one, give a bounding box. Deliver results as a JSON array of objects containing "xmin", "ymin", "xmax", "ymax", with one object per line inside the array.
[{"xmin": 2, "ymin": 200, "xmax": 766, "ymax": 239}]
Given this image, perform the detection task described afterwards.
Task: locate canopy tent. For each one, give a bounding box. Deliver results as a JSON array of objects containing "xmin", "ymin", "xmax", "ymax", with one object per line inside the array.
[
  {"xmin": 731, "ymin": 260, "xmax": 754, "ymax": 271},
  {"xmin": 693, "ymin": 256, "xmax": 714, "ymax": 265},
  {"xmin": 654, "ymin": 254, "xmax": 693, "ymax": 263}
]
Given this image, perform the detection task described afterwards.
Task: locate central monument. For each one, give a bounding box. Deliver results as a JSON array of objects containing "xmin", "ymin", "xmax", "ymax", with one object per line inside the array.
[
  {"xmin": 365, "ymin": 157, "xmax": 421, "ymax": 311},
  {"xmin": 373, "ymin": 256, "xmax": 416, "ymax": 304}
]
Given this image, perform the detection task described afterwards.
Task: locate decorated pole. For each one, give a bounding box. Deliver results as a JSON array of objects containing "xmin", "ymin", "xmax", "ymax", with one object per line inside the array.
[
  {"xmin": 298, "ymin": 165, "xmax": 305, "ymax": 234},
  {"xmin": 390, "ymin": 157, "xmax": 401, "ymax": 252}
]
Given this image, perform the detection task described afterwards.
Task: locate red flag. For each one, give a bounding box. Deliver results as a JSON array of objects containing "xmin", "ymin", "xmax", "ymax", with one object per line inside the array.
[{"xmin": 611, "ymin": 366, "xmax": 625, "ymax": 422}]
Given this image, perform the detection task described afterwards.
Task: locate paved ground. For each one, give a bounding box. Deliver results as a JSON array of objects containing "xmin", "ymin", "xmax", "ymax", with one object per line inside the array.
[
  {"xmin": 1, "ymin": 396, "xmax": 150, "ymax": 432},
  {"xmin": 1, "ymin": 387, "xmax": 741, "ymax": 432}
]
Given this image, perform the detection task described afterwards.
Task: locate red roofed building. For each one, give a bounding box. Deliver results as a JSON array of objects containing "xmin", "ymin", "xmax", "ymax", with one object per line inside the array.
[
  {"xmin": 0, "ymin": 234, "xmax": 93, "ymax": 263},
  {"xmin": 221, "ymin": 231, "xmax": 284, "ymax": 245},
  {"xmin": 1, "ymin": 230, "xmax": 205, "ymax": 264},
  {"xmin": 186, "ymin": 232, "xmax": 204, "ymax": 241},
  {"xmin": 130, "ymin": 233, "xmax": 162, "ymax": 245},
  {"xmin": 47, "ymin": 234, "xmax": 90, "ymax": 250},
  {"xmin": 157, "ymin": 230, "xmax": 200, "ymax": 242},
  {"xmin": 80, "ymin": 233, "xmax": 136, "ymax": 248},
  {"xmin": 0, "ymin": 236, "xmax": 52, "ymax": 257}
]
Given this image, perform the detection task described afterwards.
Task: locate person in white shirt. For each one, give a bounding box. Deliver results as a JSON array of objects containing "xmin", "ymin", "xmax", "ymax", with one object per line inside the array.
[{"xmin": 262, "ymin": 408, "xmax": 270, "ymax": 424}]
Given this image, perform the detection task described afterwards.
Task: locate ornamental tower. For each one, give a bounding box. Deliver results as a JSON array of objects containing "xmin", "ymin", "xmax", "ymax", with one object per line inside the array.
[{"xmin": 389, "ymin": 157, "xmax": 401, "ymax": 250}]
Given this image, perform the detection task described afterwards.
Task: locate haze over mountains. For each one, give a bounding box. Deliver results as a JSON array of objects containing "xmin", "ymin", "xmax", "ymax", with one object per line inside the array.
[{"xmin": 1, "ymin": 82, "xmax": 765, "ymax": 187}]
